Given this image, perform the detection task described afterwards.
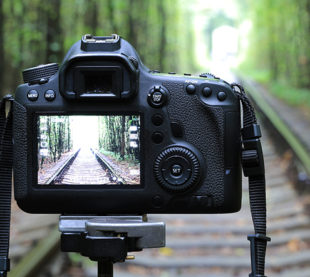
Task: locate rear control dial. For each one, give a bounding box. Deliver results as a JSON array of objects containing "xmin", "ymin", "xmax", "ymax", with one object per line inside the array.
[{"xmin": 154, "ymin": 146, "xmax": 200, "ymax": 191}]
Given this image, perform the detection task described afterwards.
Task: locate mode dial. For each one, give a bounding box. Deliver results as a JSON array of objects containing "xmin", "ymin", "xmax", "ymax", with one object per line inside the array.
[
  {"xmin": 22, "ymin": 63, "xmax": 59, "ymax": 84},
  {"xmin": 154, "ymin": 146, "xmax": 200, "ymax": 192}
]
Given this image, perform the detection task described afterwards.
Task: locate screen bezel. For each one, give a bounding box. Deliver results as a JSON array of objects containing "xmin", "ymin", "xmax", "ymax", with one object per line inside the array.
[{"xmin": 33, "ymin": 112, "xmax": 144, "ymax": 189}]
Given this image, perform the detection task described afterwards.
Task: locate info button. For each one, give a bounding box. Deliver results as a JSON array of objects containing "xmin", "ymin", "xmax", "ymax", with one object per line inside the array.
[{"xmin": 44, "ymin": 89, "xmax": 56, "ymax": 101}]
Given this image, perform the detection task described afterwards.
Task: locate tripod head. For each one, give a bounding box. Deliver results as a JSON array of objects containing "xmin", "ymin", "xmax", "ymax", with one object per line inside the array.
[{"xmin": 59, "ymin": 215, "xmax": 165, "ymax": 276}]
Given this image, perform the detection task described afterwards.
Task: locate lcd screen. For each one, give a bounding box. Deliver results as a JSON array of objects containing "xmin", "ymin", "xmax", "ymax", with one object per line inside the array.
[{"xmin": 37, "ymin": 115, "xmax": 140, "ymax": 185}]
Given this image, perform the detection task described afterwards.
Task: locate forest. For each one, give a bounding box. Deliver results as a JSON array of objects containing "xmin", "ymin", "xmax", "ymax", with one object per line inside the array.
[
  {"xmin": 237, "ymin": 0, "xmax": 310, "ymax": 108},
  {"xmin": 98, "ymin": 115, "xmax": 140, "ymax": 163},
  {"xmin": 0, "ymin": 1, "xmax": 309, "ymax": 109},
  {"xmin": 0, "ymin": 0, "xmax": 195, "ymax": 96},
  {"xmin": 240, "ymin": 0, "xmax": 310, "ymax": 88},
  {"xmin": 38, "ymin": 116, "xmax": 72, "ymax": 167}
]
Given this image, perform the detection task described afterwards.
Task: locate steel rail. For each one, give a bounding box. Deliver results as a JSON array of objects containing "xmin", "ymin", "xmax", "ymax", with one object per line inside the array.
[
  {"xmin": 238, "ymin": 75, "xmax": 310, "ymax": 176},
  {"xmin": 45, "ymin": 149, "xmax": 80, "ymax": 185}
]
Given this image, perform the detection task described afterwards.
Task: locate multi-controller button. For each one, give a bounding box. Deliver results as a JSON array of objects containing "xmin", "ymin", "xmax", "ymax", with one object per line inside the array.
[
  {"xmin": 202, "ymin": 87, "xmax": 212, "ymax": 97},
  {"xmin": 152, "ymin": 114, "xmax": 164, "ymax": 126},
  {"xmin": 27, "ymin": 90, "xmax": 39, "ymax": 101},
  {"xmin": 217, "ymin": 91, "xmax": 227, "ymax": 101},
  {"xmin": 186, "ymin": 84, "xmax": 196, "ymax": 94},
  {"xmin": 152, "ymin": 132, "xmax": 164, "ymax": 144},
  {"xmin": 44, "ymin": 89, "xmax": 56, "ymax": 101},
  {"xmin": 147, "ymin": 86, "xmax": 168, "ymax": 108}
]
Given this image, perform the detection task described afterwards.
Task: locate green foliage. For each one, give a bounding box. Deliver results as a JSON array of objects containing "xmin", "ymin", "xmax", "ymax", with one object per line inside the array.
[
  {"xmin": 98, "ymin": 115, "xmax": 139, "ymax": 163},
  {"xmin": 239, "ymin": 0, "xmax": 310, "ymax": 89},
  {"xmin": 0, "ymin": 0, "xmax": 196, "ymax": 95},
  {"xmin": 269, "ymin": 82, "xmax": 310, "ymax": 108},
  {"xmin": 38, "ymin": 116, "xmax": 72, "ymax": 166}
]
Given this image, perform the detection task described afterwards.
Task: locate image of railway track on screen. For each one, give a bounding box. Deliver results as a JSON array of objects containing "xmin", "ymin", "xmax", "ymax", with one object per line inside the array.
[{"xmin": 37, "ymin": 115, "xmax": 140, "ymax": 185}]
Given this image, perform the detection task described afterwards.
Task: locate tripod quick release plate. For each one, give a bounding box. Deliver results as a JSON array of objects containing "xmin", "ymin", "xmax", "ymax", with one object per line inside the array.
[{"xmin": 59, "ymin": 215, "xmax": 165, "ymax": 262}]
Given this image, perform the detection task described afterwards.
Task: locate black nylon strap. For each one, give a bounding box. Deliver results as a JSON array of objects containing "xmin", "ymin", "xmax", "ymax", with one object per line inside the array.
[
  {"xmin": 0, "ymin": 95, "xmax": 13, "ymax": 277},
  {"xmin": 232, "ymin": 83, "xmax": 270, "ymax": 276}
]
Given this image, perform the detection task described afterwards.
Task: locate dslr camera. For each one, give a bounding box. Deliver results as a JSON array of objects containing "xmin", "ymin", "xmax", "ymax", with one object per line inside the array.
[{"xmin": 13, "ymin": 34, "xmax": 241, "ymax": 214}]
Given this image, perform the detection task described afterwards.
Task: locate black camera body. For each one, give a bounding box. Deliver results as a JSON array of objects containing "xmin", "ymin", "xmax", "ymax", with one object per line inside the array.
[{"xmin": 13, "ymin": 34, "xmax": 242, "ymax": 214}]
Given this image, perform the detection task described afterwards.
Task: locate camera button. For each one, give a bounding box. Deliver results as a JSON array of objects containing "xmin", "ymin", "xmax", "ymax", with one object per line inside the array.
[
  {"xmin": 152, "ymin": 132, "xmax": 164, "ymax": 144},
  {"xmin": 186, "ymin": 84, "xmax": 196, "ymax": 94},
  {"xmin": 217, "ymin": 91, "xmax": 227, "ymax": 101},
  {"xmin": 202, "ymin": 87, "xmax": 212, "ymax": 97},
  {"xmin": 152, "ymin": 114, "xmax": 164, "ymax": 126},
  {"xmin": 27, "ymin": 90, "xmax": 39, "ymax": 101},
  {"xmin": 152, "ymin": 195, "xmax": 164, "ymax": 208},
  {"xmin": 152, "ymin": 91, "xmax": 163, "ymax": 103},
  {"xmin": 170, "ymin": 164, "xmax": 183, "ymax": 176},
  {"xmin": 44, "ymin": 90, "xmax": 56, "ymax": 101},
  {"xmin": 148, "ymin": 86, "xmax": 168, "ymax": 108},
  {"xmin": 171, "ymin": 122, "xmax": 183, "ymax": 138}
]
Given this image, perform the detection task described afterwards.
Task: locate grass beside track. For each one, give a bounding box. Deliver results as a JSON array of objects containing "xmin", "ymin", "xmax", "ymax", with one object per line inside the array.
[{"xmin": 239, "ymin": 75, "xmax": 310, "ymax": 176}]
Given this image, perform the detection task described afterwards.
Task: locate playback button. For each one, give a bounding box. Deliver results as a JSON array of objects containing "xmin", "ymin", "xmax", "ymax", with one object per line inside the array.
[{"xmin": 147, "ymin": 86, "xmax": 168, "ymax": 108}]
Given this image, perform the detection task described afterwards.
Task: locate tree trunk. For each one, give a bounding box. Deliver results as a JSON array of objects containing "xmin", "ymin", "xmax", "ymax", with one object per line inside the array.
[
  {"xmin": 46, "ymin": 0, "xmax": 63, "ymax": 63},
  {"xmin": 84, "ymin": 0, "xmax": 98, "ymax": 35},
  {"xmin": 120, "ymin": 116, "xmax": 125, "ymax": 160},
  {"xmin": 107, "ymin": 0, "xmax": 118, "ymax": 33},
  {"xmin": 128, "ymin": 0, "xmax": 138, "ymax": 48},
  {"xmin": 158, "ymin": 1, "xmax": 167, "ymax": 71}
]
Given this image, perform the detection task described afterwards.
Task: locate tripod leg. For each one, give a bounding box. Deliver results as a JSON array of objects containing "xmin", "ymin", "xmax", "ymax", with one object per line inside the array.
[{"xmin": 98, "ymin": 260, "xmax": 113, "ymax": 277}]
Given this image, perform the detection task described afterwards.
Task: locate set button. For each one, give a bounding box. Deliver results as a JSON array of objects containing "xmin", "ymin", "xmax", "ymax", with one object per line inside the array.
[{"xmin": 170, "ymin": 164, "xmax": 183, "ymax": 176}]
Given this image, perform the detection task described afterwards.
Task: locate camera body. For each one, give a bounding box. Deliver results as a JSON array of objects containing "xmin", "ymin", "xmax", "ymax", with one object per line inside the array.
[{"xmin": 13, "ymin": 34, "xmax": 242, "ymax": 214}]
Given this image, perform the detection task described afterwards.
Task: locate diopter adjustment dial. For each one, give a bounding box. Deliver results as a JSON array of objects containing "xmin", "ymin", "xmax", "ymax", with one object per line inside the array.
[
  {"xmin": 154, "ymin": 146, "xmax": 200, "ymax": 192},
  {"xmin": 22, "ymin": 63, "xmax": 59, "ymax": 84}
]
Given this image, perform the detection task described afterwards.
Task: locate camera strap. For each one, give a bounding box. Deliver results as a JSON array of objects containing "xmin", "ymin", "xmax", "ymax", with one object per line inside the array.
[
  {"xmin": 0, "ymin": 95, "xmax": 13, "ymax": 277},
  {"xmin": 0, "ymin": 88, "xmax": 270, "ymax": 277},
  {"xmin": 231, "ymin": 83, "xmax": 271, "ymax": 277}
]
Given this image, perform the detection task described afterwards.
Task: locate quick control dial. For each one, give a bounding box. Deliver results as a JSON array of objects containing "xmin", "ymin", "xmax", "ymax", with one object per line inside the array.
[
  {"xmin": 154, "ymin": 146, "xmax": 200, "ymax": 192},
  {"xmin": 22, "ymin": 63, "xmax": 59, "ymax": 84}
]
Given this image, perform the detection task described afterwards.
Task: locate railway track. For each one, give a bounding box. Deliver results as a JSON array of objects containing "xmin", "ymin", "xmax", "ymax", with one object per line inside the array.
[
  {"xmin": 9, "ymin": 79, "xmax": 310, "ymax": 276},
  {"xmin": 45, "ymin": 148, "xmax": 123, "ymax": 185}
]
